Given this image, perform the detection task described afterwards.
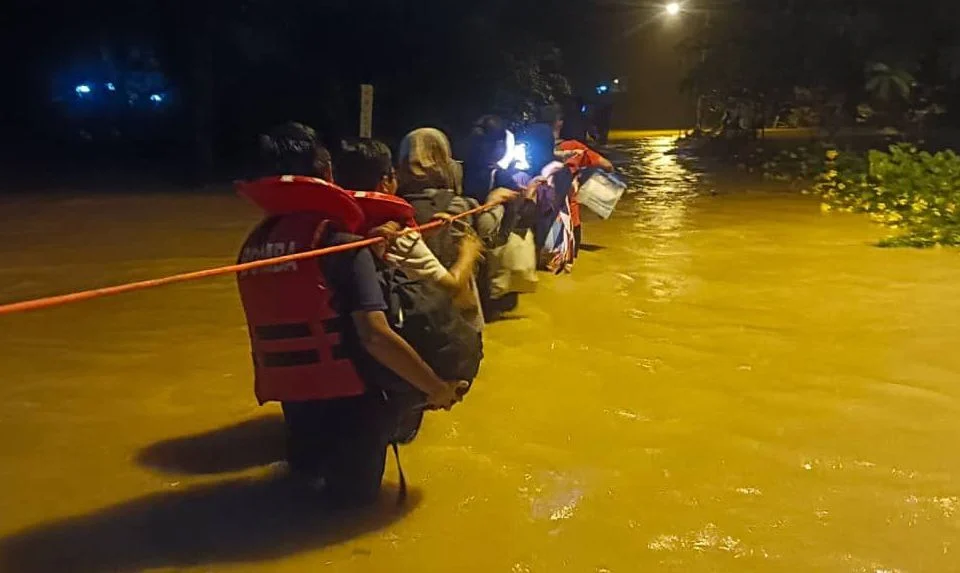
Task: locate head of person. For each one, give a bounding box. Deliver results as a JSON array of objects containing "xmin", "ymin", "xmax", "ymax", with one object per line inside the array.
[
  {"xmin": 397, "ymin": 128, "xmax": 462, "ymax": 195},
  {"xmin": 336, "ymin": 138, "xmax": 397, "ymax": 195},
  {"xmin": 258, "ymin": 122, "xmax": 332, "ymax": 180},
  {"xmin": 467, "ymin": 115, "xmax": 508, "ymax": 169},
  {"xmin": 538, "ymin": 105, "xmax": 565, "ymax": 140}
]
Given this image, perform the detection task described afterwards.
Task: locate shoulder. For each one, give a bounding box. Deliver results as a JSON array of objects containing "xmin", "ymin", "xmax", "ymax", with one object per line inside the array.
[
  {"xmin": 321, "ymin": 232, "xmax": 376, "ymax": 272},
  {"xmin": 558, "ymin": 139, "xmax": 589, "ymax": 151}
]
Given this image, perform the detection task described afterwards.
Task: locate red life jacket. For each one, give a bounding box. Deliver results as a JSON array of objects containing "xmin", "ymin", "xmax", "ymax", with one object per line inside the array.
[
  {"xmin": 237, "ymin": 176, "xmax": 366, "ymax": 234},
  {"xmin": 236, "ymin": 179, "xmax": 369, "ymax": 404},
  {"xmin": 347, "ymin": 190, "xmax": 417, "ymax": 233}
]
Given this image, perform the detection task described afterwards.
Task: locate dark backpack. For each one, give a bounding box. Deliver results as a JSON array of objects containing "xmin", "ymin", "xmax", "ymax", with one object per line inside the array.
[
  {"xmin": 374, "ymin": 269, "xmax": 483, "ymax": 444},
  {"xmin": 404, "ymin": 189, "xmax": 460, "ymax": 269},
  {"xmin": 382, "ymin": 269, "xmax": 483, "ymax": 383}
]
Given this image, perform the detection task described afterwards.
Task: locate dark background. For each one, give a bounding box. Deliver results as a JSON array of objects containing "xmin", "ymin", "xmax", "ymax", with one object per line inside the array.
[{"xmin": 2, "ymin": 0, "xmax": 959, "ymax": 185}]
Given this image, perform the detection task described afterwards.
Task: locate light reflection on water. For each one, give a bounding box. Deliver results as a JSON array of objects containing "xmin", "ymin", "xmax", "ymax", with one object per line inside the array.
[
  {"xmin": 605, "ymin": 136, "xmax": 701, "ymax": 303},
  {"xmin": 1, "ymin": 136, "xmax": 960, "ymax": 572}
]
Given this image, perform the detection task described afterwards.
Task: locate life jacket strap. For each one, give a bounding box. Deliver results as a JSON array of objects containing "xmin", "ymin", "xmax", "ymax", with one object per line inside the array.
[{"xmin": 391, "ymin": 442, "xmax": 407, "ymax": 506}]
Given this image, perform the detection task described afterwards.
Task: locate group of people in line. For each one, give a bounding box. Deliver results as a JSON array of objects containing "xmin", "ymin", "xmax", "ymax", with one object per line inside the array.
[{"xmin": 235, "ymin": 105, "xmax": 615, "ymax": 507}]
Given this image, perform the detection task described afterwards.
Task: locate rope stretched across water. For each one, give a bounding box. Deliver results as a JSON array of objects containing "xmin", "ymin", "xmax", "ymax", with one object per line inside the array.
[{"xmin": 0, "ymin": 199, "xmax": 506, "ymax": 316}]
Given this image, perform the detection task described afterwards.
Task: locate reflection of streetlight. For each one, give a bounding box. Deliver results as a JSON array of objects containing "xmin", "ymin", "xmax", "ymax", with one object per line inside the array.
[{"xmin": 665, "ymin": 2, "xmax": 681, "ymax": 16}]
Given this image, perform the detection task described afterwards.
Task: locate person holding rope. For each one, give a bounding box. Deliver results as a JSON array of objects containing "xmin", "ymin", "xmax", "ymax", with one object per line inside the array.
[
  {"xmin": 395, "ymin": 128, "xmax": 517, "ymax": 330},
  {"xmin": 337, "ymin": 137, "xmax": 486, "ymax": 329},
  {"xmin": 238, "ymin": 122, "xmax": 466, "ymax": 506}
]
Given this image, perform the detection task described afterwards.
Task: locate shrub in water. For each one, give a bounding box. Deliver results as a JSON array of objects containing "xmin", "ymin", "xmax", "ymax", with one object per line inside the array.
[{"xmin": 815, "ymin": 143, "xmax": 960, "ymax": 247}]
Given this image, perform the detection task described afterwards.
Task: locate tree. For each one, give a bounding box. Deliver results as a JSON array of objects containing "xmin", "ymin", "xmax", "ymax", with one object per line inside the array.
[
  {"xmin": 865, "ymin": 63, "xmax": 915, "ymax": 103},
  {"xmin": 677, "ymin": 0, "xmax": 960, "ymax": 133}
]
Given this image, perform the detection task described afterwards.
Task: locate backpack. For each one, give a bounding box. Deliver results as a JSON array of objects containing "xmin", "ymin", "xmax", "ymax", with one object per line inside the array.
[
  {"xmin": 404, "ymin": 189, "xmax": 460, "ymax": 268},
  {"xmin": 375, "ymin": 268, "xmax": 484, "ymax": 443},
  {"xmin": 382, "ymin": 269, "xmax": 483, "ymax": 382}
]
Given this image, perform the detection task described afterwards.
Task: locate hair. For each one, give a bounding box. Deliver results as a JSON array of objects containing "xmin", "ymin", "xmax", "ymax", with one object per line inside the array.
[
  {"xmin": 258, "ymin": 122, "xmax": 331, "ymax": 177},
  {"xmin": 397, "ymin": 128, "xmax": 460, "ymax": 195},
  {"xmin": 336, "ymin": 138, "xmax": 393, "ymax": 191}
]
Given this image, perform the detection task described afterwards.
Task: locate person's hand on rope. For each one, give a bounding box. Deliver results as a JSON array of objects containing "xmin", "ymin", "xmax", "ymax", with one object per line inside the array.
[
  {"xmin": 431, "ymin": 212, "xmax": 455, "ymax": 225},
  {"xmin": 367, "ymin": 221, "xmax": 403, "ymax": 258},
  {"xmin": 486, "ymin": 188, "xmax": 519, "ymax": 207},
  {"xmin": 524, "ymin": 177, "xmax": 545, "ymax": 201}
]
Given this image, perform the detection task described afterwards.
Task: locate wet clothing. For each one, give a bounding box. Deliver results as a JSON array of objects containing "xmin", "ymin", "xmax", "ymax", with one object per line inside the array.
[
  {"xmin": 282, "ymin": 394, "xmax": 389, "ymax": 506},
  {"xmin": 280, "ymin": 232, "xmax": 390, "ymax": 505}
]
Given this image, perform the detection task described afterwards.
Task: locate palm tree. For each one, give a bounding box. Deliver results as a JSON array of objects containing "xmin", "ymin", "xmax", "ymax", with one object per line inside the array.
[{"xmin": 865, "ymin": 62, "xmax": 915, "ymax": 103}]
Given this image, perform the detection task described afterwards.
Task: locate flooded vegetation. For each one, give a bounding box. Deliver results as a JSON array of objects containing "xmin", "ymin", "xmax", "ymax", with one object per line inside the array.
[{"xmin": 2, "ymin": 135, "xmax": 960, "ymax": 572}]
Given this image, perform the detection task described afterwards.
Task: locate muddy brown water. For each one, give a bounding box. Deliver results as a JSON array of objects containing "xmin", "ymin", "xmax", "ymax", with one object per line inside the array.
[{"xmin": 1, "ymin": 136, "xmax": 959, "ymax": 572}]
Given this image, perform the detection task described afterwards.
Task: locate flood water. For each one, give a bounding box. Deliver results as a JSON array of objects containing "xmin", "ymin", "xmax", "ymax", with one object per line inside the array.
[{"xmin": 2, "ymin": 136, "xmax": 960, "ymax": 572}]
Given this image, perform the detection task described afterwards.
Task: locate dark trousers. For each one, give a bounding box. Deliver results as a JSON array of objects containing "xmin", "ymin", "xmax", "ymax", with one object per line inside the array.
[
  {"xmin": 281, "ymin": 394, "xmax": 389, "ymax": 506},
  {"xmin": 573, "ymin": 225, "xmax": 582, "ymax": 258}
]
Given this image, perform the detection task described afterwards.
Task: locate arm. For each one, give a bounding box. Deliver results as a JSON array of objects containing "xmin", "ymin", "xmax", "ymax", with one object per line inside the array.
[
  {"xmin": 595, "ymin": 155, "xmax": 614, "ymax": 172},
  {"xmin": 327, "ymin": 242, "xmax": 461, "ymax": 408},
  {"xmin": 439, "ymin": 232, "xmax": 483, "ymax": 293},
  {"xmin": 559, "ymin": 140, "xmax": 614, "ymax": 172},
  {"xmin": 351, "ymin": 310, "xmax": 457, "ymax": 406},
  {"xmin": 388, "ymin": 231, "xmax": 479, "ymax": 298}
]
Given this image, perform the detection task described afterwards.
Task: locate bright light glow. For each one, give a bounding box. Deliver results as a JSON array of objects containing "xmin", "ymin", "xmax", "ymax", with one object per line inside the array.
[
  {"xmin": 581, "ymin": 104, "xmax": 587, "ymax": 113},
  {"xmin": 149, "ymin": 94, "xmax": 163, "ymax": 103},
  {"xmin": 511, "ymin": 144, "xmax": 530, "ymax": 171},
  {"xmin": 665, "ymin": 2, "xmax": 681, "ymax": 15},
  {"xmin": 75, "ymin": 84, "xmax": 91, "ymax": 95},
  {"xmin": 497, "ymin": 130, "xmax": 530, "ymax": 171},
  {"xmin": 497, "ymin": 130, "xmax": 515, "ymax": 169},
  {"xmin": 613, "ymin": 78, "xmax": 620, "ymax": 85},
  {"xmin": 106, "ymin": 83, "xmax": 116, "ymax": 91},
  {"xmin": 596, "ymin": 84, "xmax": 609, "ymax": 95}
]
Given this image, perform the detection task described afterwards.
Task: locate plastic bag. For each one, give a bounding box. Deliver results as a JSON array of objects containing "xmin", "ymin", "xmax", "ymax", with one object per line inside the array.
[
  {"xmin": 490, "ymin": 229, "xmax": 539, "ymax": 298},
  {"xmin": 577, "ymin": 170, "xmax": 627, "ymax": 219}
]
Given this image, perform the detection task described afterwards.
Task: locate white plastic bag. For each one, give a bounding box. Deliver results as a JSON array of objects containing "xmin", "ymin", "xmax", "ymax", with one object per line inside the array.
[
  {"xmin": 491, "ymin": 229, "xmax": 538, "ymax": 298},
  {"xmin": 577, "ymin": 170, "xmax": 627, "ymax": 219}
]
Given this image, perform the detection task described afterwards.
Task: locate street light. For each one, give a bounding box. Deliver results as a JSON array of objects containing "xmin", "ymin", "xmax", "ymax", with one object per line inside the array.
[{"xmin": 665, "ymin": 2, "xmax": 681, "ymax": 16}]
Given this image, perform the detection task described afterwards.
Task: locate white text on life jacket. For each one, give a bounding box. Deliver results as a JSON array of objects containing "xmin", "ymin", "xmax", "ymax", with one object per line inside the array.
[{"xmin": 238, "ymin": 241, "xmax": 298, "ymax": 276}]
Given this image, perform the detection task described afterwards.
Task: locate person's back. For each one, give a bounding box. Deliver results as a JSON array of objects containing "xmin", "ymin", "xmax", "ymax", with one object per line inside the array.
[
  {"xmin": 337, "ymin": 137, "xmax": 484, "ymax": 324},
  {"xmin": 397, "ymin": 128, "xmax": 507, "ymax": 264},
  {"xmin": 335, "ymin": 136, "xmax": 485, "ymax": 432},
  {"xmin": 237, "ymin": 208, "xmax": 388, "ymax": 503},
  {"xmin": 237, "ymin": 123, "xmax": 465, "ymax": 506}
]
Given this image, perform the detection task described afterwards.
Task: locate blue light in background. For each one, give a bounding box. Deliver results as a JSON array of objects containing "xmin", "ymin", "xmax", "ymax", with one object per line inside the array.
[
  {"xmin": 581, "ymin": 105, "xmax": 587, "ymax": 113},
  {"xmin": 149, "ymin": 94, "xmax": 163, "ymax": 103},
  {"xmin": 75, "ymin": 84, "xmax": 92, "ymax": 95},
  {"xmin": 106, "ymin": 82, "xmax": 116, "ymax": 91},
  {"xmin": 596, "ymin": 84, "xmax": 609, "ymax": 95}
]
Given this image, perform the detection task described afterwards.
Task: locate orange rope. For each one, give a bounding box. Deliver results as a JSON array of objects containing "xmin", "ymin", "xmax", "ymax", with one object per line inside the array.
[{"xmin": 0, "ymin": 199, "xmax": 506, "ymax": 316}]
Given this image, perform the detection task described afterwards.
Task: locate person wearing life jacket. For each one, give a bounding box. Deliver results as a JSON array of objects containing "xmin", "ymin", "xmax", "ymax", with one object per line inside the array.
[
  {"xmin": 337, "ymin": 137, "xmax": 486, "ymax": 330},
  {"xmin": 236, "ymin": 122, "xmax": 465, "ymax": 506}
]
